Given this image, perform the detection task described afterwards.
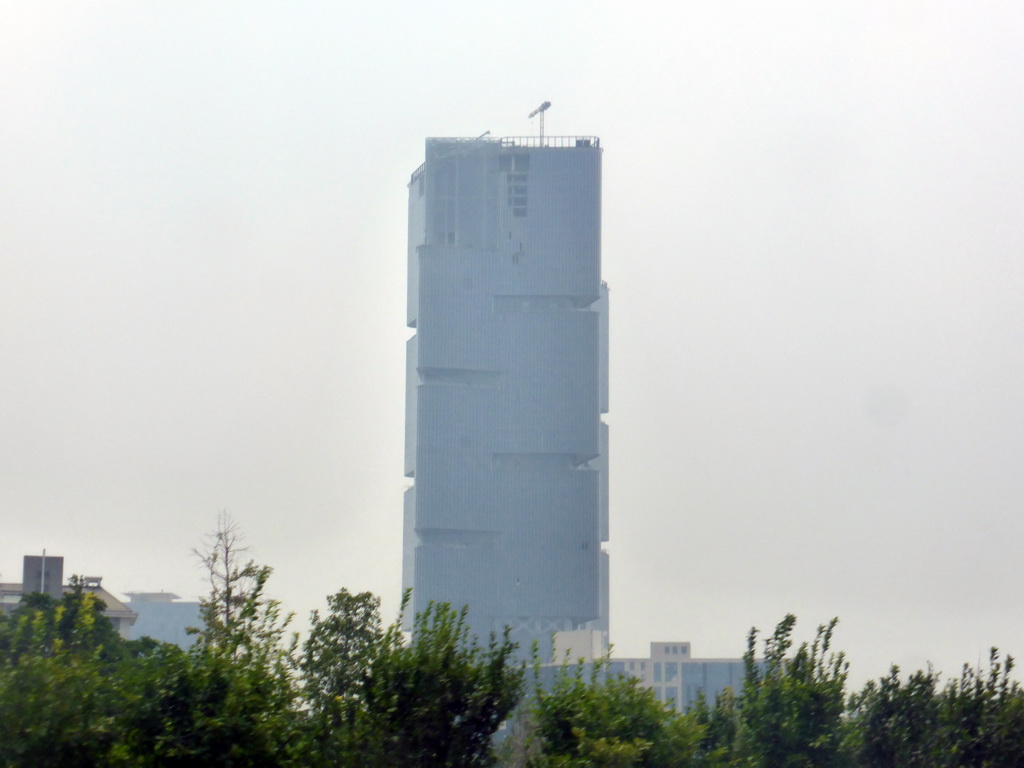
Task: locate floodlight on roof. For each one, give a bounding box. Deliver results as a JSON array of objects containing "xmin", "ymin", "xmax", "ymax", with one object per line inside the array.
[{"xmin": 528, "ymin": 101, "xmax": 552, "ymax": 144}]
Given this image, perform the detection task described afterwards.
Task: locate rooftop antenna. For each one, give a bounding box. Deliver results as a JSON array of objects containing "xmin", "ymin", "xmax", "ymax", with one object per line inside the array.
[{"xmin": 528, "ymin": 101, "xmax": 551, "ymax": 145}]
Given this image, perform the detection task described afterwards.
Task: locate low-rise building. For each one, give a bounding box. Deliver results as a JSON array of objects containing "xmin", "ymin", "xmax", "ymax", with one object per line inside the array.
[
  {"xmin": 608, "ymin": 641, "xmax": 746, "ymax": 711},
  {"xmin": 1, "ymin": 554, "xmax": 138, "ymax": 638},
  {"xmin": 546, "ymin": 630, "xmax": 747, "ymax": 713},
  {"xmin": 125, "ymin": 592, "xmax": 202, "ymax": 648}
]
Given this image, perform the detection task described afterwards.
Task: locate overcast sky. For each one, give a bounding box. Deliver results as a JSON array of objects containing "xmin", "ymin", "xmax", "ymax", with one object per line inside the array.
[{"xmin": 2, "ymin": 1, "xmax": 1022, "ymax": 687}]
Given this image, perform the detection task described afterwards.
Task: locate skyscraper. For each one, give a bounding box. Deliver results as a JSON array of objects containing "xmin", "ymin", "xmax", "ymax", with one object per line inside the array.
[{"xmin": 403, "ymin": 135, "xmax": 608, "ymax": 657}]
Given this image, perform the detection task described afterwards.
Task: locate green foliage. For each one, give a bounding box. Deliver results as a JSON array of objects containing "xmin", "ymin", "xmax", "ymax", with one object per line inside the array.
[
  {"xmin": 740, "ymin": 615, "xmax": 850, "ymax": 768},
  {"xmin": 301, "ymin": 587, "xmax": 383, "ymax": 718},
  {"xmin": 115, "ymin": 641, "xmax": 301, "ymax": 766},
  {"xmin": 0, "ymin": 521, "xmax": 527, "ymax": 767},
  {"xmin": 847, "ymin": 666, "xmax": 941, "ymax": 767},
  {"xmin": 0, "ymin": 651, "xmax": 121, "ymax": 767},
  {"xmin": 0, "ymin": 586, "xmax": 129, "ymax": 767},
  {"xmin": 115, "ymin": 567, "xmax": 302, "ymax": 767},
  {"xmin": 693, "ymin": 615, "xmax": 851, "ymax": 768},
  {"xmin": 299, "ymin": 592, "xmax": 523, "ymax": 766},
  {"xmin": 357, "ymin": 599, "xmax": 525, "ymax": 767},
  {"xmin": 0, "ymin": 579, "xmax": 125, "ymax": 665},
  {"xmin": 939, "ymin": 649, "xmax": 1024, "ymax": 768},
  {"xmin": 7, "ymin": 523, "xmax": 1024, "ymax": 768},
  {"xmin": 192, "ymin": 512, "xmax": 267, "ymax": 653},
  {"xmin": 849, "ymin": 650, "xmax": 1024, "ymax": 768},
  {"xmin": 527, "ymin": 660, "xmax": 703, "ymax": 768},
  {"xmin": 690, "ymin": 688, "xmax": 742, "ymax": 768}
]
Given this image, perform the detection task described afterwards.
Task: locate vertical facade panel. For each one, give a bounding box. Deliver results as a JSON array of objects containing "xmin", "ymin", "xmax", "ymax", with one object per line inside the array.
[
  {"xmin": 597, "ymin": 282, "xmax": 610, "ymax": 414},
  {"xmin": 402, "ymin": 486, "xmax": 416, "ymax": 600},
  {"xmin": 598, "ymin": 421, "xmax": 610, "ymax": 543},
  {"xmin": 404, "ymin": 335, "xmax": 418, "ymax": 478},
  {"xmin": 407, "ymin": 167, "xmax": 426, "ymax": 327}
]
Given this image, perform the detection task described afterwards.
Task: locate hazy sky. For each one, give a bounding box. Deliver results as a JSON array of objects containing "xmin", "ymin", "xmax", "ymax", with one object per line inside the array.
[{"xmin": 2, "ymin": 1, "xmax": 1022, "ymax": 687}]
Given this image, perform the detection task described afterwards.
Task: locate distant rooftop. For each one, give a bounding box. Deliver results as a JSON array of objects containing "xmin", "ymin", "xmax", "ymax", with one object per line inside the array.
[
  {"xmin": 428, "ymin": 136, "xmax": 599, "ymax": 148},
  {"xmin": 411, "ymin": 135, "xmax": 600, "ymax": 182},
  {"xmin": 125, "ymin": 592, "xmax": 183, "ymax": 603}
]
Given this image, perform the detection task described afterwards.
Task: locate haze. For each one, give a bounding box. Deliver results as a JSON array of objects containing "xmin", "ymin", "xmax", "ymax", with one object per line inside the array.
[{"xmin": 2, "ymin": 2, "xmax": 1022, "ymax": 687}]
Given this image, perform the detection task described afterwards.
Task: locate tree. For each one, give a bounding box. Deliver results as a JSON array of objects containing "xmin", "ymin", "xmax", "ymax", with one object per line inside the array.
[
  {"xmin": 301, "ymin": 587, "xmax": 383, "ymax": 716},
  {"xmin": 192, "ymin": 511, "xmax": 265, "ymax": 650},
  {"xmin": 937, "ymin": 649, "xmax": 1024, "ymax": 768},
  {"xmin": 848, "ymin": 648, "xmax": 1024, "ymax": 768},
  {"xmin": 112, "ymin": 515, "xmax": 303, "ymax": 766},
  {"xmin": 847, "ymin": 666, "xmax": 941, "ymax": 768},
  {"xmin": 299, "ymin": 588, "xmax": 385, "ymax": 765},
  {"xmin": 525, "ymin": 660, "xmax": 703, "ymax": 768},
  {"xmin": 692, "ymin": 615, "xmax": 851, "ymax": 768},
  {"xmin": 115, "ymin": 638, "xmax": 301, "ymax": 767},
  {"xmin": 689, "ymin": 687, "xmax": 742, "ymax": 768},
  {"xmin": 0, "ymin": 587, "xmax": 127, "ymax": 767},
  {"xmin": 738, "ymin": 615, "xmax": 850, "ymax": 768},
  {"xmin": 358, "ymin": 599, "xmax": 524, "ymax": 767},
  {"xmin": 0, "ymin": 577, "xmax": 126, "ymax": 665}
]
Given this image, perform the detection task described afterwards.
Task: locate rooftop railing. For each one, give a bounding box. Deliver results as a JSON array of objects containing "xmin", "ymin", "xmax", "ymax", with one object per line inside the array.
[
  {"xmin": 410, "ymin": 136, "xmax": 601, "ymax": 182},
  {"xmin": 499, "ymin": 136, "xmax": 599, "ymax": 148},
  {"xmin": 425, "ymin": 136, "xmax": 600, "ymax": 149}
]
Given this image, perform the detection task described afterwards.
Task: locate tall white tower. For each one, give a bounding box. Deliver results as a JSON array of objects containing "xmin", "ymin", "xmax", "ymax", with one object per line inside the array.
[{"xmin": 403, "ymin": 135, "xmax": 609, "ymax": 657}]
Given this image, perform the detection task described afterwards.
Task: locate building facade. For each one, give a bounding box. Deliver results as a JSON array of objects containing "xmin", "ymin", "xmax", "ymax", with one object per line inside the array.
[
  {"xmin": 0, "ymin": 555, "xmax": 138, "ymax": 638},
  {"xmin": 125, "ymin": 592, "xmax": 202, "ymax": 649},
  {"xmin": 609, "ymin": 642, "xmax": 747, "ymax": 712},
  {"xmin": 403, "ymin": 136, "xmax": 609, "ymax": 657}
]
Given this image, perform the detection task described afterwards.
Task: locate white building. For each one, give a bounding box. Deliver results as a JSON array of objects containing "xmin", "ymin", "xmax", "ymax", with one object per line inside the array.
[
  {"xmin": 125, "ymin": 592, "xmax": 202, "ymax": 648},
  {"xmin": 545, "ymin": 631, "xmax": 747, "ymax": 712},
  {"xmin": 609, "ymin": 642, "xmax": 747, "ymax": 712},
  {"xmin": 403, "ymin": 135, "xmax": 609, "ymax": 658}
]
